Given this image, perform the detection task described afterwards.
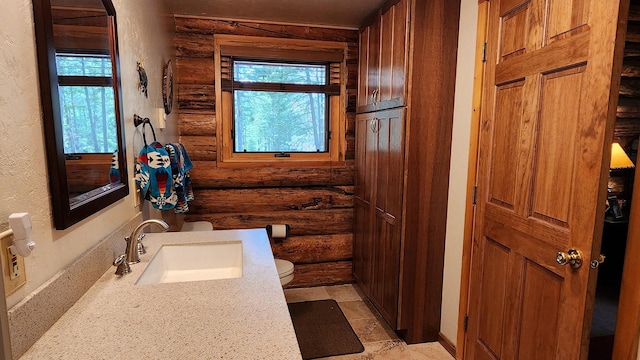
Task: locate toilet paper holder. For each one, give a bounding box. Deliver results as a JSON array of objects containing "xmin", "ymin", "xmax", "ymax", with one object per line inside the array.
[{"xmin": 266, "ymin": 224, "xmax": 290, "ymax": 242}]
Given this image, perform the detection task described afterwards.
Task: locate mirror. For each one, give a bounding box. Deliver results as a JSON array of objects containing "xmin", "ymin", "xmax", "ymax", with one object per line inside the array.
[{"xmin": 32, "ymin": 0, "xmax": 128, "ymax": 229}]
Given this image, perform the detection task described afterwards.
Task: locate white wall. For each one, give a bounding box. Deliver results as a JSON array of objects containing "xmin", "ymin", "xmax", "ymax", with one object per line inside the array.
[
  {"xmin": 440, "ymin": 0, "xmax": 479, "ymax": 346},
  {"xmin": 0, "ymin": 0, "xmax": 177, "ymax": 309}
]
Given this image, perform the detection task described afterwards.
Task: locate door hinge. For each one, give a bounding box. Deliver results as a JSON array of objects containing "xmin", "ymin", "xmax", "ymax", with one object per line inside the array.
[
  {"xmin": 482, "ymin": 42, "xmax": 487, "ymax": 63},
  {"xmin": 472, "ymin": 185, "xmax": 478, "ymax": 205},
  {"xmin": 464, "ymin": 314, "xmax": 469, "ymax": 332}
]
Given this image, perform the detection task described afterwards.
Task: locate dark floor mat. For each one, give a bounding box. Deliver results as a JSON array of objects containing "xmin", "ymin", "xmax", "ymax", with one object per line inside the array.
[{"xmin": 287, "ymin": 299, "xmax": 365, "ymax": 359}]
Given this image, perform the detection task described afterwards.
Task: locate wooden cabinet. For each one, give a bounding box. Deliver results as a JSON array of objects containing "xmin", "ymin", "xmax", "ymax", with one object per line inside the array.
[
  {"xmin": 353, "ymin": 0, "xmax": 461, "ymax": 344},
  {"xmin": 354, "ymin": 109, "xmax": 405, "ymax": 327},
  {"xmin": 357, "ymin": 0, "xmax": 410, "ymax": 114}
]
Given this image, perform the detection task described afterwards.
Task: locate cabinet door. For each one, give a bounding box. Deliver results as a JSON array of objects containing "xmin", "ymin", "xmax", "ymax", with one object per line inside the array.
[
  {"xmin": 354, "ymin": 113, "xmax": 378, "ymax": 202},
  {"xmin": 357, "ymin": 20, "xmax": 381, "ymax": 113},
  {"xmin": 372, "ymin": 108, "xmax": 405, "ymax": 328},
  {"xmin": 353, "ymin": 197, "xmax": 374, "ymax": 296},
  {"xmin": 378, "ymin": 0, "xmax": 409, "ymax": 109}
]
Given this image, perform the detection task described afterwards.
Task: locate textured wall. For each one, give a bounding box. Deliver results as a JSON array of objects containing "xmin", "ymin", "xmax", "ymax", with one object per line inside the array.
[{"xmin": 0, "ymin": 0, "xmax": 176, "ymax": 311}]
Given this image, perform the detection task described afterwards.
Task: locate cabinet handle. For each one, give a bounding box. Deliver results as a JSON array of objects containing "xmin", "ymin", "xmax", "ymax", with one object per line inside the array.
[
  {"xmin": 370, "ymin": 118, "xmax": 379, "ymax": 133},
  {"xmin": 371, "ymin": 89, "xmax": 380, "ymax": 105}
]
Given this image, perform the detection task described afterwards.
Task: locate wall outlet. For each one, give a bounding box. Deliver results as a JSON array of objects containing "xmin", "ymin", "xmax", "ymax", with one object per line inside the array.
[{"xmin": 0, "ymin": 235, "xmax": 26, "ymax": 296}]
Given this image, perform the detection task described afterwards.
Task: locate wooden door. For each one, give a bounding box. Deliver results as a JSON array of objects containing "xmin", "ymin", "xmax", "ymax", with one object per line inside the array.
[
  {"xmin": 378, "ymin": 0, "xmax": 409, "ymax": 110},
  {"xmin": 465, "ymin": 0, "xmax": 628, "ymax": 359}
]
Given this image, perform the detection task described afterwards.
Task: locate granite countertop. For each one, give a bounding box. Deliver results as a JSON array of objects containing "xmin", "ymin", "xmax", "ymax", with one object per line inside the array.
[{"xmin": 20, "ymin": 229, "xmax": 302, "ymax": 359}]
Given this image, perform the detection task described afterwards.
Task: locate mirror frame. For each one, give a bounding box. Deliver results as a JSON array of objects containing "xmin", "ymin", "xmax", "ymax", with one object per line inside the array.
[{"xmin": 32, "ymin": 0, "xmax": 129, "ymax": 230}]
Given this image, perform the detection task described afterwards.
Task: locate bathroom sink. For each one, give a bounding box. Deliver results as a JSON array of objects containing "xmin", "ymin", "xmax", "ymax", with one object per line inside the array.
[{"xmin": 136, "ymin": 241, "xmax": 243, "ymax": 285}]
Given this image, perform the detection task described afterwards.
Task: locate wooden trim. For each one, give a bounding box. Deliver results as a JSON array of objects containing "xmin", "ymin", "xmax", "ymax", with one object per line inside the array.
[
  {"xmin": 58, "ymin": 76, "xmax": 112, "ymax": 86},
  {"xmin": 214, "ymin": 35, "xmax": 347, "ymax": 164},
  {"xmin": 457, "ymin": 2, "xmax": 489, "ymax": 359},
  {"xmin": 614, "ymin": 164, "xmax": 640, "ymax": 359},
  {"xmin": 221, "ymin": 80, "xmax": 340, "ymax": 94},
  {"xmin": 438, "ymin": 332, "xmax": 456, "ymax": 358},
  {"xmin": 220, "ymin": 45, "xmax": 343, "ymax": 62}
]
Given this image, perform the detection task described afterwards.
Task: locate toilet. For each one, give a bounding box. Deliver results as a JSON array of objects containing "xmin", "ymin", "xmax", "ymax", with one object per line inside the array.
[{"xmin": 275, "ymin": 259, "xmax": 294, "ymax": 286}]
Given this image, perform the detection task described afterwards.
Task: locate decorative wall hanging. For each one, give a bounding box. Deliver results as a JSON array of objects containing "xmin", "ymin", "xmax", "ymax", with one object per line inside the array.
[
  {"xmin": 162, "ymin": 59, "xmax": 174, "ymax": 114},
  {"xmin": 137, "ymin": 57, "xmax": 148, "ymax": 98}
]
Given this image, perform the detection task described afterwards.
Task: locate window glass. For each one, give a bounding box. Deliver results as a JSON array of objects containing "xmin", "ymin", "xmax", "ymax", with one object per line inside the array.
[
  {"xmin": 56, "ymin": 54, "xmax": 116, "ymax": 154},
  {"xmin": 234, "ymin": 91, "xmax": 326, "ymax": 152},
  {"xmin": 56, "ymin": 54, "xmax": 112, "ymax": 76},
  {"xmin": 232, "ymin": 60, "xmax": 329, "ymax": 154},
  {"xmin": 233, "ymin": 61, "xmax": 325, "ymax": 85},
  {"xmin": 58, "ymin": 86, "xmax": 117, "ymax": 153}
]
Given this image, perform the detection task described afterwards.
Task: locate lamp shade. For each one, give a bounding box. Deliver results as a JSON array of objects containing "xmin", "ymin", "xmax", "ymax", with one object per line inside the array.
[{"xmin": 611, "ymin": 143, "xmax": 635, "ymax": 170}]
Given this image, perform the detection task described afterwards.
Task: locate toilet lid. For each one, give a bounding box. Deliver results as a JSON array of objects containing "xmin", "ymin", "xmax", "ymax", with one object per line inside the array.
[{"xmin": 275, "ymin": 259, "xmax": 294, "ymax": 277}]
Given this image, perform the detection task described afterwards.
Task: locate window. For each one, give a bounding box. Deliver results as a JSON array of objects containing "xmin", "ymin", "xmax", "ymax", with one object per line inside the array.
[
  {"xmin": 215, "ymin": 35, "xmax": 347, "ymax": 163},
  {"xmin": 56, "ymin": 53, "xmax": 117, "ymax": 154}
]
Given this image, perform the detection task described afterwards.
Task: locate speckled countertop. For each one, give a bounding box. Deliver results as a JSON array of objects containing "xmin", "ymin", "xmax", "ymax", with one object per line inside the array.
[{"xmin": 20, "ymin": 229, "xmax": 302, "ymax": 359}]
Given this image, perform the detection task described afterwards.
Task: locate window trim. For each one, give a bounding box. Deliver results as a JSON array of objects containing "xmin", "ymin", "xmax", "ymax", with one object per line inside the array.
[{"xmin": 214, "ymin": 34, "xmax": 347, "ymax": 165}]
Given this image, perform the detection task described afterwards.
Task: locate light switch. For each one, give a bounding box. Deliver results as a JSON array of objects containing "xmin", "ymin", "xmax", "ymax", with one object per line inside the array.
[{"xmin": 157, "ymin": 107, "xmax": 166, "ymax": 129}]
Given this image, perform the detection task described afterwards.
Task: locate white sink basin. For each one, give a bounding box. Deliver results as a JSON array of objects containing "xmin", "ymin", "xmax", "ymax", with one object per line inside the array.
[{"xmin": 136, "ymin": 241, "xmax": 243, "ymax": 285}]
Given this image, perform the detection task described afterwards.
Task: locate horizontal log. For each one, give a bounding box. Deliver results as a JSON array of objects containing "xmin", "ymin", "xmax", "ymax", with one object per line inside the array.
[
  {"xmin": 180, "ymin": 135, "xmax": 217, "ymax": 161},
  {"xmin": 346, "ymin": 91, "xmax": 357, "ymax": 113},
  {"xmin": 617, "ymin": 97, "xmax": 640, "ymax": 118},
  {"xmin": 175, "ymin": 17, "xmax": 359, "ymax": 43},
  {"xmin": 286, "ymin": 261, "xmax": 353, "ymax": 288},
  {"xmin": 189, "ymin": 161, "xmax": 354, "ymax": 188},
  {"xmin": 176, "ymin": 33, "xmax": 215, "ymax": 58},
  {"xmin": 614, "ymin": 118, "xmax": 640, "ymax": 139},
  {"xmin": 345, "ymin": 134, "xmax": 356, "ymax": 160},
  {"xmin": 625, "ymin": 42, "xmax": 640, "ymax": 58},
  {"xmin": 346, "ymin": 112, "xmax": 355, "ymax": 136},
  {"xmin": 347, "ymin": 62, "xmax": 358, "ymax": 89},
  {"xmin": 178, "ymin": 84, "xmax": 215, "ymax": 111},
  {"xmin": 176, "ymin": 57, "xmax": 215, "ymax": 85},
  {"xmin": 188, "ymin": 186, "xmax": 354, "ymax": 213},
  {"xmin": 620, "ymin": 78, "xmax": 640, "ymax": 97},
  {"xmin": 271, "ymin": 234, "xmax": 353, "ymax": 264},
  {"xmin": 621, "ymin": 58, "xmax": 640, "ymax": 77},
  {"xmin": 628, "ymin": 22, "xmax": 640, "ymax": 43},
  {"xmin": 347, "ymin": 43, "xmax": 359, "ymax": 62},
  {"xmin": 630, "ymin": 4, "xmax": 640, "ymax": 22},
  {"xmin": 184, "ymin": 209, "xmax": 353, "ymax": 236},
  {"xmin": 179, "ymin": 112, "xmax": 216, "ymax": 136}
]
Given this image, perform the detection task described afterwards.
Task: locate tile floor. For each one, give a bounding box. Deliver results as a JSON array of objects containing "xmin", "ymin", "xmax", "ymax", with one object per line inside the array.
[{"xmin": 283, "ymin": 284, "xmax": 455, "ymax": 360}]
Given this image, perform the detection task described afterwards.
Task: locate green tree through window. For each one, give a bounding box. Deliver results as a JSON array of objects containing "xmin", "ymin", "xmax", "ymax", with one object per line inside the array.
[
  {"xmin": 232, "ymin": 60, "xmax": 328, "ymax": 153},
  {"xmin": 56, "ymin": 54, "xmax": 117, "ymax": 154}
]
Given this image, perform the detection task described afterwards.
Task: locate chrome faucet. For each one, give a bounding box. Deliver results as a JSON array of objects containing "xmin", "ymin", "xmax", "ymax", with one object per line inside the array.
[{"xmin": 113, "ymin": 219, "xmax": 169, "ymax": 275}]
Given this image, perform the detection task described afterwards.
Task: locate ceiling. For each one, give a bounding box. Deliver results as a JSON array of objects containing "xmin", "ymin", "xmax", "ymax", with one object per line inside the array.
[{"xmin": 164, "ymin": 0, "xmax": 387, "ymax": 29}]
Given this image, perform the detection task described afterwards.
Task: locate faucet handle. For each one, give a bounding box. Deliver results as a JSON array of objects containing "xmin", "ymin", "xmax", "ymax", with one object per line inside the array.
[
  {"xmin": 137, "ymin": 233, "xmax": 147, "ymax": 255},
  {"xmin": 113, "ymin": 254, "xmax": 131, "ymax": 275}
]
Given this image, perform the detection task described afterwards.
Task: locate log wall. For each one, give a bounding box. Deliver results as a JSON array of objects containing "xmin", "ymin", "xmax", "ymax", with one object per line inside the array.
[
  {"xmin": 174, "ymin": 16, "xmax": 359, "ymax": 287},
  {"xmin": 613, "ymin": 4, "xmax": 640, "ymax": 201}
]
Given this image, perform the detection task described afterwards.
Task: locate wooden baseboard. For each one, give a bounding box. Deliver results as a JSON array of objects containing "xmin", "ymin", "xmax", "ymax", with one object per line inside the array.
[{"xmin": 439, "ymin": 332, "xmax": 456, "ymax": 358}]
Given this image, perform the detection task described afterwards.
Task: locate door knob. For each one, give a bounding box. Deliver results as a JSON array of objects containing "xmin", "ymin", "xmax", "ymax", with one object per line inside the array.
[
  {"xmin": 590, "ymin": 254, "xmax": 606, "ymax": 269},
  {"xmin": 556, "ymin": 248, "xmax": 583, "ymax": 269}
]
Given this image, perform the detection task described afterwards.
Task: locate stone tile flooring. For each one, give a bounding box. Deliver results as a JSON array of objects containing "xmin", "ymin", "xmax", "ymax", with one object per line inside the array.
[{"xmin": 283, "ymin": 284, "xmax": 455, "ymax": 360}]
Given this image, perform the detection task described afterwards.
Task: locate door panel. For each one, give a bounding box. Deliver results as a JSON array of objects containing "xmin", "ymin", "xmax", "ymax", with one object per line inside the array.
[
  {"xmin": 517, "ymin": 261, "xmax": 563, "ymax": 359},
  {"xmin": 488, "ymin": 80, "xmax": 525, "ymax": 210},
  {"xmin": 466, "ymin": 0, "xmax": 627, "ymax": 358},
  {"xmin": 531, "ymin": 66, "xmax": 584, "ymax": 224},
  {"xmin": 476, "ymin": 238, "xmax": 510, "ymax": 358}
]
